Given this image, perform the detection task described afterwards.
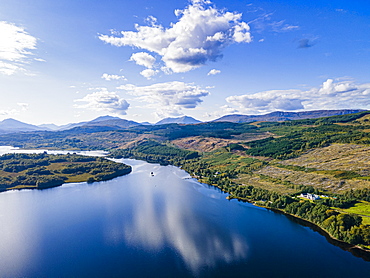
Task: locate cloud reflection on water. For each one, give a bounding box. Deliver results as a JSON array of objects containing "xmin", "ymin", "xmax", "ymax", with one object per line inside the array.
[
  {"xmin": 0, "ymin": 191, "xmax": 42, "ymax": 276},
  {"xmin": 104, "ymin": 161, "xmax": 249, "ymax": 273}
]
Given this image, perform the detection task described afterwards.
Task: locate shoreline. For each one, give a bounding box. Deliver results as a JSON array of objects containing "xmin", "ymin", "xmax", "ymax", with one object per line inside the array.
[
  {"xmin": 267, "ymin": 207, "xmax": 370, "ymax": 261},
  {"xmin": 213, "ymin": 187, "xmax": 370, "ymax": 261},
  {"xmin": 2, "ymin": 168, "xmax": 132, "ymax": 193},
  {"xmin": 6, "ymin": 167, "xmax": 132, "ymax": 193},
  {"xmin": 2, "ymin": 167, "xmax": 132, "ymax": 192},
  {"xmin": 112, "ymin": 154, "xmax": 370, "ymax": 261},
  {"xmin": 108, "ymin": 154, "xmax": 370, "ymax": 261},
  {"xmin": 0, "ymin": 149, "xmax": 132, "ymax": 193}
]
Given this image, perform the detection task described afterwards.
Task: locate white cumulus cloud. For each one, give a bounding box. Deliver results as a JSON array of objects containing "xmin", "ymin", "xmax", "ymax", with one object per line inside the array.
[
  {"xmin": 74, "ymin": 88, "xmax": 130, "ymax": 115},
  {"xmin": 101, "ymin": 73, "xmax": 127, "ymax": 81},
  {"xmin": 0, "ymin": 21, "xmax": 37, "ymax": 75},
  {"xmin": 207, "ymin": 69, "xmax": 221, "ymax": 75},
  {"xmin": 99, "ymin": 0, "xmax": 251, "ymax": 73},
  {"xmin": 118, "ymin": 81, "xmax": 209, "ymax": 116},
  {"xmin": 226, "ymin": 79, "xmax": 370, "ymax": 114},
  {"xmin": 140, "ymin": 69, "xmax": 159, "ymax": 79},
  {"xmin": 130, "ymin": 52, "xmax": 156, "ymax": 68}
]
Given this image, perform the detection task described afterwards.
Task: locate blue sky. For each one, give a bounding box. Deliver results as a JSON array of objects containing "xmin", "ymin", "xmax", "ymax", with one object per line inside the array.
[{"xmin": 0, "ymin": 0, "xmax": 369, "ymax": 125}]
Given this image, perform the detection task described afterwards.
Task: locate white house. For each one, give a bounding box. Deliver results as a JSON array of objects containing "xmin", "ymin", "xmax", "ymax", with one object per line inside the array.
[{"xmin": 299, "ymin": 193, "xmax": 320, "ymax": 201}]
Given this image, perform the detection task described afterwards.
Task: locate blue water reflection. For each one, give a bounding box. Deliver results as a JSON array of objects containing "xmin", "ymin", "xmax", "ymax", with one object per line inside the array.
[
  {"xmin": 0, "ymin": 158, "xmax": 368, "ymax": 277},
  {"xmin": 101, "ymin": 160, "xmax": 249, "ymax": 274}
]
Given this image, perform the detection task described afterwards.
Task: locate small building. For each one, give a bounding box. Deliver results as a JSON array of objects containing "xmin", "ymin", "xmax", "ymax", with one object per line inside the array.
[{"xmin": 299, "ymin": 193, "xmax": 320, "ymax": 201}]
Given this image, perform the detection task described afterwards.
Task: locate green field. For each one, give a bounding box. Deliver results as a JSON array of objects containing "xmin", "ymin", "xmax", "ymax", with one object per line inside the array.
[{"xmin": 339, "ymin": 201, "xmax": 370, "ymax": 225}]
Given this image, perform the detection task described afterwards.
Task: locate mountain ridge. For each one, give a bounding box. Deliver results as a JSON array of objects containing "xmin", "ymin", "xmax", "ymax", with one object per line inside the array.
[
  {"xmin": 156, "ymin": 116, "xmax": 201, "ymax": 125},
  {"xmin": 0, "ymin": 110, "xmax": 366, "ymax": 134},
  {"xmin": 213, "ymin": 109, "xmax": 365, "ymax": 123},
  {"xmin": 0, "ymin": 118, "xmax": 48, "ymax": 134}
]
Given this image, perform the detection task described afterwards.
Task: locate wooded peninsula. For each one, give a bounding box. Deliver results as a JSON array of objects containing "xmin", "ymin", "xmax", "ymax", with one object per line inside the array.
[{"xmin": 0, "ymin": 152, "xmax": 131, "ymax": 191}]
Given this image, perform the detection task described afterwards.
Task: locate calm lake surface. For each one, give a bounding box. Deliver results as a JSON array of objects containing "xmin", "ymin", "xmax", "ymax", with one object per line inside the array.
[{"xmin": 0, "ymin": 152, "xmax": 369, "ymax": 277}]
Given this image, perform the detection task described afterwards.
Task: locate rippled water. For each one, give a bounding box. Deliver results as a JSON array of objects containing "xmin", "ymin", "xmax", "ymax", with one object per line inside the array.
[{"xmin": 0, "ymin": 157, "xmax": 369, "ymax": 277}]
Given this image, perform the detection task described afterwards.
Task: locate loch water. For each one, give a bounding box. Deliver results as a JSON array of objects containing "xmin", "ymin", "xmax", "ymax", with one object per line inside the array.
[{"xmin": 0, "ymin": 157, "xmax": 369, "ymax": 277}]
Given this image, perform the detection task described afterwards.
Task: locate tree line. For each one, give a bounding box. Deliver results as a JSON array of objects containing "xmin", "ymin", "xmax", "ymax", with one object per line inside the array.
[
  {"xmin": 109, "ymin": 139, "xmax": 199, "ymax": 165},
  {"xmin": 176, "ymin": 158, "xmax": 370, "ymax": 246},
  {"xmin": 0, "ymin": 153, "xmax": 131, "ymax": 191}
]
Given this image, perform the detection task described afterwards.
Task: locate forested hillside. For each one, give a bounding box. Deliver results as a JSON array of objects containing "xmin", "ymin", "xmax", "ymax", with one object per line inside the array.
[{"xmin": 110, "ymin": 139, "xmax": 199, "ymax": 165}]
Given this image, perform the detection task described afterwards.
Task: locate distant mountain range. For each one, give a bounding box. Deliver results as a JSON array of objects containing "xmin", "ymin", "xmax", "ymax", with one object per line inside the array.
[
  {"xmin": 52, "ymin": 116, "xmax": 130, "ymax": 131},
  {"xmin": 155, "ymin": 116, "xmax": 201, "ymax": 125},
  {"xmin": 0, "ymin": 116, "xmax": 141, "ymax": 134},
  {"xmin": 0, "ymin": 118, "xmax": 48, "ymax": 134},
  {"xmin": 0, "ymin": 110, "xmax": 366, "ymax": 134},
  {"xmin": 81, "ymin": 116, "xmax": 140, "ymax": 129},
  {"xmin": 213, "ymin": 110, "xmax": 365, "ymax": 123}
]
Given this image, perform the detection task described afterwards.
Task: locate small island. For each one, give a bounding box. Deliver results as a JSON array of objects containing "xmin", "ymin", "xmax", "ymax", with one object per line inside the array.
[{"xmin": 0, "ymin": 152, "xmax": 132, "ymax": 191}]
